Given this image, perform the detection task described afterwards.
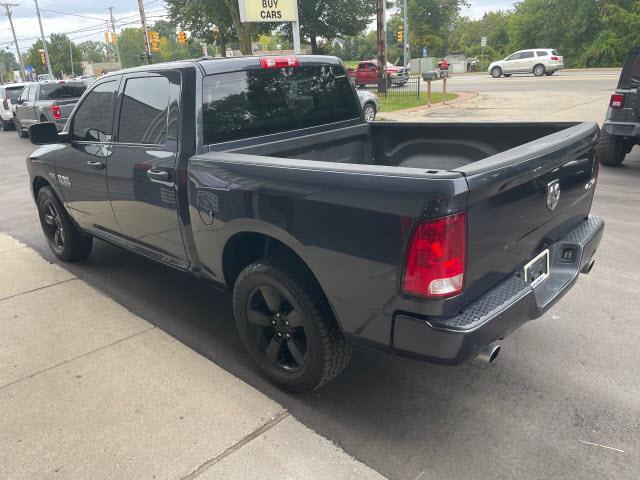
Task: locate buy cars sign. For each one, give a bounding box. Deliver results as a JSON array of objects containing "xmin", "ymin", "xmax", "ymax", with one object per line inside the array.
[{"xmin": 239, "ymin": 0, "xmax": 298, "ymax": 22}]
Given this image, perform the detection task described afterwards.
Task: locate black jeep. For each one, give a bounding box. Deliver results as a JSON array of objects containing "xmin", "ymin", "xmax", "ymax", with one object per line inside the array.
[{"xmin": 598, "ymin": 48, "xmax": 640, "ymax": 166}]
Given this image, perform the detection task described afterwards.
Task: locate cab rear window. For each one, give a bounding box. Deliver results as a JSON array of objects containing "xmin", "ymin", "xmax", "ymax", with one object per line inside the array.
[
  {"xmin": 202, "ymin": 64, "xmax": 360, "ymax": 145},
  {"xmin": 39, "ymin": 82, "xmax": 86, "ymax": 100}
]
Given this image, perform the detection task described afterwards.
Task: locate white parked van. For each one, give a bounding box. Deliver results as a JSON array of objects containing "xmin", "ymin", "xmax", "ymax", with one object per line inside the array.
[{"xmin": 488, "ymin": 49, "xmax": 564, "ymax": 78}]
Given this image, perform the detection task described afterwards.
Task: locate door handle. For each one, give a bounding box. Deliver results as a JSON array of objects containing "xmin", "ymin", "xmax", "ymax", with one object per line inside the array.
[
  {"xmin": 86, "ymin": 160, "xmax": 105, "ymax": 170},
  {"xmin": 147, "ymin": 169, "xmax": 170, "ymax": 182}
]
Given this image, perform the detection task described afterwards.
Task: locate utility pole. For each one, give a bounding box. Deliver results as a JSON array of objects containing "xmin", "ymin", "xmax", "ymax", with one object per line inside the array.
[
  {"xmin": 108, "ymin": 6, "xmax": 122, "ymax": 69},
  {"xmin": 34, "ymin": 0, "xmax": 53, "ymax": 78},
  {"xmin": 137, "ymin": 0, "xmax": 152, "ymax": 64},
  {"xmin": 375, "ymin": 0, "xmax": 387, "ymax": 94},
  {"xmin": 1, "ymin": 3, "xmax": 25, "ymax": 81},
  {"xmin": 403, "ymin": 0, "xmax": 408, "ymax": 70},
  {"xmin": 69, "ymin": 41, "xmax": 74, "ymax": 77}
]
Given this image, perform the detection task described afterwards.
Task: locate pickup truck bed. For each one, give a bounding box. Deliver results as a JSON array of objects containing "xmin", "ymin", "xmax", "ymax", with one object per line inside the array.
[
  {"xmin": 190, "ymin": 120, "xmax": 602, "ymax": 363},
  {"xmin": 26, "ymin": 55, "xmax": 604, "ymax": 391}
]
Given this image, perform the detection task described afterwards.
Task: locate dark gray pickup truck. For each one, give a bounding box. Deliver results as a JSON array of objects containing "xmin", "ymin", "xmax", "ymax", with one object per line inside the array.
[
  {"xmin": 14, "ymin": 80, "xmax": 86, "ymax": 137},
  {"xmin": 26, "ymin": 55, "xmax": 603, "ymax": 391}
]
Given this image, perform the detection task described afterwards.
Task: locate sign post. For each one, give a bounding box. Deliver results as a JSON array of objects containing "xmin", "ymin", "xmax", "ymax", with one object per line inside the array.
[
  {"xmin": 480, "ymin": 36, "xmax": 487, "ymax": 72},
  {"xmin": 238, "ymin": 0, "xmax": 301, "ymax": 54}
]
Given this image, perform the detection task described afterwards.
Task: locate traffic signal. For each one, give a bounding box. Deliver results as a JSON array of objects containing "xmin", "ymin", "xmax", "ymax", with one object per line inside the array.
[
  {"xmin": 38, "ymin": 48, "xmax": 46, "ymax": 65},
  {"xmin": 177, "ymin": 31, "xmax": 187, "ymax": 45},
  {"xmin": 397, "ymin": 29, "xmax": 403, "ymax": 45},
  {"xmin": 104, "ymin": 31, "xmax": 110, "ymax": 43},
  {"xmin": 110, "ymin": 32, "xmax": 117, "ymax": 44},
  {"xmin": 148, "ymin": 31, "xmax": 160, "ymax": 52}
]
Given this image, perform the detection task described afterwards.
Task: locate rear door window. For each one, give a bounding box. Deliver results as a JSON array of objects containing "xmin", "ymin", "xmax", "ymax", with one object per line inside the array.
[
  {"xmin": 202, "ymin": 64, "xmax": 360, "ymax": 145},
  {"xmin": 536, "ymin": 51, "xmax": 548, "ymax": 57},
  {"xmin": 619, "ymin": 51, "xmax": 640, "ymax": 88},
  {"xmin": 39, "ymin": 82, "xmax": 86, "ymax": 100},
  {"xmin": 6, "ymin": 87, "xmax": 23, "ymax": 100},
  {"xmin": 117, "ymin": 76, "xmax": 170, "ymax": 145},
  {"xmin": 71, "ymin": 79, "xmax": 119, "ymax": 142}
]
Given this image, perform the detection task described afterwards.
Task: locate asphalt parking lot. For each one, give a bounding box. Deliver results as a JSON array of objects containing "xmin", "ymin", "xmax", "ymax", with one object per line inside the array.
[{"xmin": 1, "ymin": 80, "xmax": 639, "ymax": 479}]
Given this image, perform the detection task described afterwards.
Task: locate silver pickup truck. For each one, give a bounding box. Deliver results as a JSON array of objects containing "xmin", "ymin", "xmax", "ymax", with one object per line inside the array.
[{"xmin": 14, "ymin": 80, "xmax": 86, "ymax": 137}]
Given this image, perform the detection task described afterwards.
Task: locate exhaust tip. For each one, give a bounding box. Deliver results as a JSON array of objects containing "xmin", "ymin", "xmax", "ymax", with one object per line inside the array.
[{"xmin": 471, "ymin": 343, "xmax": 501, "ymax": 368}]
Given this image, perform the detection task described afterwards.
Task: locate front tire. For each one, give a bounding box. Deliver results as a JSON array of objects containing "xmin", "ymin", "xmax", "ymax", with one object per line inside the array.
[
  {"xmin": 491, "ymin": 67, "xmax": 502, "ymax": 78},
  {"xmin": 37, "ymin": 186, "xmax": 93, "ymax": 261},
  {"xmin": 533, "ymin": 64, "xmax": 546, "ymax": 77},
  {"xmin": 363, "ymin": 102, "xmax": 376, "ymax": 122},
  {"xmin": 15, "ymin": 118, "xmax": 27, "ymax": 138},
  {"xmin": 545, "ymin": 71, "xmax": 555, "ymax": 76},
  {"xmin": 233, "ymin": 258, "xmax": 352, "ymax": 392},
  {"xmin": 503, "ymin": 74, "xmax": 512, "ymax": 77}
]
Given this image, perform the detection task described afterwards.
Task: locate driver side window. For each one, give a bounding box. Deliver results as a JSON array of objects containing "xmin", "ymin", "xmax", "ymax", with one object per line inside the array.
[{"xmin": 71, "ymin": 79, "xmax": 118, "ymax": 143}]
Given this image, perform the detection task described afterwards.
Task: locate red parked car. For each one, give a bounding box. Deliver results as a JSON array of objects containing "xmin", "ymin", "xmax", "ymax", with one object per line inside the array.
[{"xmin": 349, "ymin": 60, "xmax": 409, "ymax": 87}]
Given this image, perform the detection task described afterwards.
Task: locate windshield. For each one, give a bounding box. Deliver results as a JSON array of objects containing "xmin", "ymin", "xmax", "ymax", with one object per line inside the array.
[
  {"xmin": 39, "ymin": 82, "xmax": 86, "ymax": 100},
  {"xmin": 202, "ymin": 64, "xmax": 360, "ymax": 145}
]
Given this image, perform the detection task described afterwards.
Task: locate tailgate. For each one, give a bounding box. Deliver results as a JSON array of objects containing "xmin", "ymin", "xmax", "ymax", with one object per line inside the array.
[
  {"xmin": 455, "ymin": 122, "xmax": 599, "ymax": 301},
  {"xmin": 56, "ymin": 99, "xmax": 78, "ymax": 120}
]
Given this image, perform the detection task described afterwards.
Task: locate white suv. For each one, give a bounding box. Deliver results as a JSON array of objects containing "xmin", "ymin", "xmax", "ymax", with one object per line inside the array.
[
  {"xmin": 0, "ymin": 83, "xmax": 25, "ymax": 131},
  {"xmin": 489, "ymin": 49, "xmax": 564, "ymax": 78}
]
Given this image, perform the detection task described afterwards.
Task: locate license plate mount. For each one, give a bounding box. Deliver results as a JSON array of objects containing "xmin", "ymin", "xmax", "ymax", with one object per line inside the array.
[{"xmin": 524, "ymin": 249, "xmax": 550, "ymax": 288}]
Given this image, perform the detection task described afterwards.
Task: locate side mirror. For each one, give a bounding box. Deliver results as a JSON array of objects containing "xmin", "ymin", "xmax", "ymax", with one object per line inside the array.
[{"xmin": 29, "ymin": 122, "xmax": 60, "ymax": 145}]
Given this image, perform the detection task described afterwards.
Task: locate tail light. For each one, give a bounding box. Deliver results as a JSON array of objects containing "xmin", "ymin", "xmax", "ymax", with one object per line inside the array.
[
  {"xmin": 610, "ymin": 94, "xmax": 625, "ymax": 108},
  {"xmin": 259, "ymin": 56, "xmax": 300, "ymax": 68},
  {"xmin": 550, "ymin": 56, "xmax": 560, "ymax": 61},
  {"xmin": 402, "ymin": 212, "xmax": 467, "ymax": 298},
  {"xmin": 50, "ymin": 105, "xmax": 61, "ymax": 120}
]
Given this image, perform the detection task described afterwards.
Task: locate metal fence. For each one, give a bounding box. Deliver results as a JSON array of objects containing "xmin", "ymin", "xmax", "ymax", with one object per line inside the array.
[{"xmin": 355, "ymin": 75, "xmax": 421, "ymax": 98}]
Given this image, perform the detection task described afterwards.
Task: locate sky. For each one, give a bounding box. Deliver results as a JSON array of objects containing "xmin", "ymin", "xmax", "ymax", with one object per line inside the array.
[{"xmin": 1, "ymin": 0, "xmax": 516, "ymax": 64}]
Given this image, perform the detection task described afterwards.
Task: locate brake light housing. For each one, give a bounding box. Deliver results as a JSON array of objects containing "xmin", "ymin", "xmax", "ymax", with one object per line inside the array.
[
  {"xmin": 550, "ymin": 56, "xmax": 560, "ymax": 61},
  {"xmin": 610, "ymin": 93, "xmax": 625, "ymax": 109},
  {"xmin": 50, "ymin": 104, "xmax": 61, "ymax": 120},
  {"xmin": 259, "ymin": 56, "xmax": 300, "ymax": 69},
  {"xmin": 402, "ymin": 212, "xmax": 467, "ymax": 298}
]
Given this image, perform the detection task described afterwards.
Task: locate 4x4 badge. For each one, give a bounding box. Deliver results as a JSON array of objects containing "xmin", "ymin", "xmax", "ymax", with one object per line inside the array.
[{"xmin": 546, "ymin": 180, "xmax": 561, "ymax": 210}]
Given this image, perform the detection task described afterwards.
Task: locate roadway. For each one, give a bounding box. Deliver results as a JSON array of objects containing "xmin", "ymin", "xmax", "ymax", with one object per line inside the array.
[
  {"xmin": 439, "ymin": 69, "xmax": 621, "ymax": 92},
  {"xmin": 1, "ymin": 70, "xmax": 638, "ymax": 480}
]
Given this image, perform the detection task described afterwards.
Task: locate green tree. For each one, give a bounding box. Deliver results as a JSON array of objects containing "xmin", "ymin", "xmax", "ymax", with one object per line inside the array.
[
  {"xmin": 25, "ymin": 35, "xmax": 82, "ymax": 78},
  {"xmin": 117, "ymin": 27, "xmax": 145, "ymax": 69},
  {"xmin": 408, "ymin": 0, "xmax": 469, "ymax": 57},
  {"xmin": 77, "ymin": 41, "xmax": 109, "ymax": 63},
  {"xmin": 0, "ymin": 50, "xmax": 18, "ymax": 82},
  {"xmin": 297, "ymin": 0, "xmax": 375, "ymax": 53}
]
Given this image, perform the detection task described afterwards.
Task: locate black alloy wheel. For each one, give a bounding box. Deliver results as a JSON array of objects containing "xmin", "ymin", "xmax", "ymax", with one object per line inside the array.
[
  {"xmin": 42, "ymin": 198, "xmax": 65, "ymax": 254},
  {"xmin": 246, "ymin": 285, "xmax": 309, "ymax": 372}
]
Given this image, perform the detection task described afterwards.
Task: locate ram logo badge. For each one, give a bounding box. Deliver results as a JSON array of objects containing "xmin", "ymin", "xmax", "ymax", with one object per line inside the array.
[{"xmin": 546, "ymin": 180, "xmax": 561, "ymax": 210}]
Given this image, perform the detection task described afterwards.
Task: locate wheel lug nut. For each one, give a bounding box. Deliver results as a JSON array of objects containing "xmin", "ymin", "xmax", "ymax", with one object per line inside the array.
[
  {"xmin": 285, "ymin": 321, "xmax": 289, "ymax": 326},
  {"xmin": 277, "ymin": 333, "xmax": 282, "ymax": 337},
  {"xmin": 286, "ymin": 333, "xmax": 290, "ymax": 338},
  {"xmin": 272, "ymin": 320, "xmax": 276, "ymax": 325}
]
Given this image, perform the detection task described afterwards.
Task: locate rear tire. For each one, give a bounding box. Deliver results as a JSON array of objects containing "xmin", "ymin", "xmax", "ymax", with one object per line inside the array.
[
  {"xmin": 597, "ymin": 131, "xmax": 627, "ymax": 167},
  {"xmin": 491, "ymin": 67, "xmax": 502, "ymax": 78},
  {"xmin": 233, "ymin": 257, "xmax": 352, "ymax": 392},
  {"xmin": 533, "ymin": 64, "xmax": 546, "ymax": 77},
  {"xmin": 36, "ymin": 186, "xmax": 93, "ymax": 261}
]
